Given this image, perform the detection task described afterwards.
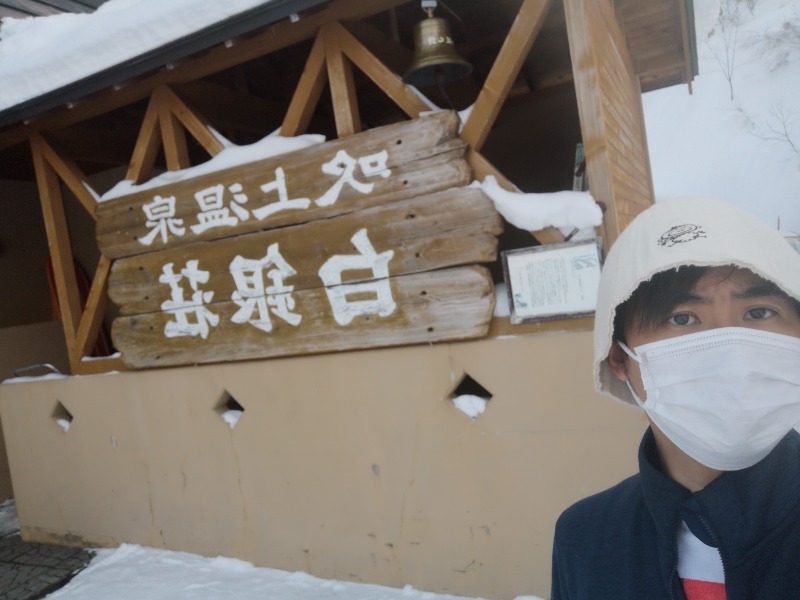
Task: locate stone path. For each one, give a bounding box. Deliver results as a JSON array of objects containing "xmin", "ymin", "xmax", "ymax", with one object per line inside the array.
[{"xmin": 0, "ymin": 502, "xmax": 93, "ymax": 600}]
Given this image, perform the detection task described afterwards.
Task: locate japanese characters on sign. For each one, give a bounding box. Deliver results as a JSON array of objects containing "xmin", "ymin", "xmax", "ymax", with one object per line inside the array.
[
  {"xmin": 138, "ymin": 150, "xmax": 390, "ymax": 249},
  {"xmin": 158, "ymin": 228, "xmax": 396, "ymax": 341}
]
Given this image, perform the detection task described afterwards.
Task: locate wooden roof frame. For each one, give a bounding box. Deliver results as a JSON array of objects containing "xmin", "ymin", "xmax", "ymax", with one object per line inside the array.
[{"xmin": 10, "ymin": 0, "xmax": 694, "ymax": 373}]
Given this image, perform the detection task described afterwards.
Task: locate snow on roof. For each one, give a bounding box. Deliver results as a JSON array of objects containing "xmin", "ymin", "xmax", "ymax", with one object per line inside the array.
[{"xmin": 0, "ymin": 0, "xmax": 284, "ymax": 116}]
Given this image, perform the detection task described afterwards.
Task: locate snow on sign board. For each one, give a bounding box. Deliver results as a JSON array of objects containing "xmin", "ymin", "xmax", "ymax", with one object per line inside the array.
[{"xmin": 100, "ymin": 112, "xmax": 504, "ymax": 369}]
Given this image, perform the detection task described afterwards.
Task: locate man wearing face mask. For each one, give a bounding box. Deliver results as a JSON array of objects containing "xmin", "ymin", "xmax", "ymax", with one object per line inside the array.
[{"xmin": 550, "ymin": 196, "xmax": 800, "ymax": 600}]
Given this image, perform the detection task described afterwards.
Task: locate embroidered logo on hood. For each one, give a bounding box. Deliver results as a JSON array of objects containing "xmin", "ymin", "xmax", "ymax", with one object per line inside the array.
[{"xmin": 657, "ymin": 224, "xmax": 707, "ymax": 247}]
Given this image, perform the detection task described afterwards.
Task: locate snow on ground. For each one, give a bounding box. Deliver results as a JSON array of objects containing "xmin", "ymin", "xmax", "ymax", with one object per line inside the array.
[
  {"xmin": 42, "ymin": 544, "xmax": 544, "ymax": 600},
  {"xmin": 2, "ymin": 501, "xmax": 545, "ymax": 600}
]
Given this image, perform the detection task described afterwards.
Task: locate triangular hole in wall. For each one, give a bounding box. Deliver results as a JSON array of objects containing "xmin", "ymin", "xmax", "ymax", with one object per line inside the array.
[
  {"xmin": 214, "ymin": 391, "xmax": 245, "ymax": 430},
  {"xmin": 52, "ymin": 400, "xmax": 74, "ymax": 432},
  {"xmin": 449, "ymin": 374, "xmax": 493, "ymax": 421}
]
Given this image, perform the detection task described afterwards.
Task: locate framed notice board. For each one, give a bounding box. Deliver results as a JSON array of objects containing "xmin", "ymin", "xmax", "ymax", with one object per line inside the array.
[{"xmin": 502, "ymin": 238, "xmax": 603, "ymax": 324}]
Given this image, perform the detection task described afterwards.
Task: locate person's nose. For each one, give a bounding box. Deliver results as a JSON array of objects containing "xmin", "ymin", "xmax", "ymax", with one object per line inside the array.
[{"xmin": 707, "ymin": 304, "xmax": 738, "ymax": 329}]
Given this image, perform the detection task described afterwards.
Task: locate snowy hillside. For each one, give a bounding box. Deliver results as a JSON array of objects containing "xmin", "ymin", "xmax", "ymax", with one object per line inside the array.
[{"xmin": 643, "ymin": 0, "xmax": 800, "ymax": 234}]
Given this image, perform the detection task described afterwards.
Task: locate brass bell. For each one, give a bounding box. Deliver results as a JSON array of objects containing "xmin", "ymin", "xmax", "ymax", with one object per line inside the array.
[{"xmin": 403, "ymin": 11, "xmax": 472, "ymax": 88}]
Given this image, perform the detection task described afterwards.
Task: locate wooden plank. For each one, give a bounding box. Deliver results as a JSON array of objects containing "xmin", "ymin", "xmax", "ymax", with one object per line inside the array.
[
  {"xmin": 30, "ymin": 134, "xmax": 83, "ymax": 346},
  {"xmin": 72, "ymin": 356, "xmax": 127, "ymax": 376},
  {"xmin": 74, "ymin": 255, "xmax": 112, "ymax": 359},
  {"xmin": 97, "ymin": 111, "xmax": 468, "ymax": 259},
  {"xmin": 281, "ymin": 34, "xmax": 328, "ymax": 136},
  {"xmin": 341, "ymin": 20, "xmax": 413, "ymax": 76},
  {"xmin": 111, "ymin": 265, "xmax": 495, "ymax": 369},
  {"xmin": 460, "ymin": 0, "xmax": 554, "ymax": 153},
  {"xmin": 334, "ymin": 22, "xmax": 430, "ymax": 119},
  {"xmin": 99, "ymin": 146, "xmax": 469, "ymax": 260},
  {"xmin": 108, "ymin": 186, "xmax": 502, "ymax": 315},
  {"xmin": 162, "ymin": 86, "xmax": 226, "ymax": 156},
  {"xmin": 488, "ymin": 315, "xmax": 593, "ymax": 338},
  {"xmin": 323, "ymin": 23, "xmax": 361, "ymax": 137},
  {"xmin": 35, "ymin": 136, "xmax": 99, "ymax": 219},
  {"xmin": 126, "ymin": 95, "xmax": 163, "ymax": 183},
  {"xmin": 160, "ymin": 105, "xmax": 191, "ymax": 171},
  {"xmin": 563, "ymin": 0, "xmax": 655, "ymax": 243}
]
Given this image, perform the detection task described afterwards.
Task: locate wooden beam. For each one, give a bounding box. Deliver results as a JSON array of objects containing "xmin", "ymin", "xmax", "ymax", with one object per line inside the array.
[
  {"xmin": 162, "ymin": 86, "xmax": 226, "ymax": 156},
  {"xmin": 333, "ymin": 22, "xmax": 430, "ymax": 119},
  {"xmin": 563, "ymin": 0, "xmax": 655, "ymax": 243},
  {"xmin": 323, "ymin": 23, "xmax": 361, "ymax": 137},
  {"xmin": 73, "ymin": 356, "xmax": 126, "ymax": 376},
  {"xmin": 281, "ymin": 33, "xmax": 328, "ymax": 136},
  {"xmin": 157, "ymin": 90, "xmax": 191, "ymax": 171},
  {"xmin": 35, "ymin": 137, "xmax": 99, "ymax": 219},
  {"xmin": 30, "ymin": 134, "xmax": 84, "ymax": 347},
  {"xmin": 341, "ymin": 20, "xmax": 413, "ymax": 76},
  {"xmin": 676, "ymin": 0, "xmax": 694, "ymax": 93},
  {"xmin": 460, "ymin": 0, "xmax": 555, "ymax": 153},
  {"xmin": 126, "ymin": 96, "xmax": 163, "ymax": 183},
  {"xmin": 74, "ymin": 255, "xmax": 112, "ymax": 359}
]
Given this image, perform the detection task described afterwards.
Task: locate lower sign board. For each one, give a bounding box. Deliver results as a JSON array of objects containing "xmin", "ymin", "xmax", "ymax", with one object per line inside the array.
[{"xmin": 112, "ymin": 265, "xmax": 495, "ymax": 368}]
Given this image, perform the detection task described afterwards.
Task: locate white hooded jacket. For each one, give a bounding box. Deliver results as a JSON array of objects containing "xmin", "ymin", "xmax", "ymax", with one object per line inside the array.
[{"xmin": 594, "ymin": 196, "xmax": 800, "ymax": 405}]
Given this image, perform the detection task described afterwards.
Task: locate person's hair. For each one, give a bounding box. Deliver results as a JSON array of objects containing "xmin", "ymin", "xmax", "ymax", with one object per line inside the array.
[{"xmin": 612, "ymin": 265, "xmax": 800, "ymax": 344}]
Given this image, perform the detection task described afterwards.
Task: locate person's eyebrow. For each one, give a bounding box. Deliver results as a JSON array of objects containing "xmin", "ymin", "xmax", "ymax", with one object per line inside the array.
[
  {"xmin": 672, "ymin": 292, "xmax": 707, "ymax": 305},
  {"xmin": 733, "ymin": 282, "xmax": 785, "ymax": 300}
]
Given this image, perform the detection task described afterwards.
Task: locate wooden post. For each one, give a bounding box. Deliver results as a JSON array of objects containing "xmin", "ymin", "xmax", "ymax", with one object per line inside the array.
[
  {"xmin": 126, "ymin": 96, "xmax": 163, "ymax": 184},
  {"xmin": 161, "ymin": 86, "xmax": 226, "ymax": 156},
  {"xmin": 281, "ymin": 34, "xmax": 328, "ymax": 136},
  {"xmin": 31, "ymin": 135, "xmax": 84, "ymax": 349},
  {"xmin": 563, "ymin": 0, "xmax": 655, "ymax": 243},
  {"xmin": 159, "ymin": 102, "xmax": 191, "ymax": 171},
  {"xmin": 30, "ymin": 134, "xmax": 124, "ymax": 374},
  {"xmin": 74, "ymin": 255, "xmax": 112, "ymax": 359},
  {"xmin": 322, "ymin": 23, "xmax": 362, "ymax": 137},
  {"xmin": 460, "ymin": 0, "xmax": 554, "ymax": 153}
]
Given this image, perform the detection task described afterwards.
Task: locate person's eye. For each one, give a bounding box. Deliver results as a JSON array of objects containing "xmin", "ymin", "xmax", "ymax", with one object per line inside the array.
[
  {"xmin": 667, "ymin": 313, "xmax": 697, "ymax": 326},
  {"xmin": 745, "ymin": 307, "xmax": 776, "ymax": 320}
]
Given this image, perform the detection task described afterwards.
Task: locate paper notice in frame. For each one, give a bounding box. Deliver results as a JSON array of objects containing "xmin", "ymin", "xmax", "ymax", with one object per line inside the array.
[{"xmin": 502, "ymin": 238, "xmax": 603, "ymax": 324}]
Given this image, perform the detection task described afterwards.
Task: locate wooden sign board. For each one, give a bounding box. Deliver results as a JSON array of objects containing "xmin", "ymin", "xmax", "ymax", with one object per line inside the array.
[
  {"xmin": 96, "ymin": 111, "xmax": 469, "ymax": 259},
  {"xmin": 101, "ymin": 112, "xmax": 504, "ymax": 369},
  {"xmin": 113, "ymin": 265, "xmax": 495, "ymax": 368}
]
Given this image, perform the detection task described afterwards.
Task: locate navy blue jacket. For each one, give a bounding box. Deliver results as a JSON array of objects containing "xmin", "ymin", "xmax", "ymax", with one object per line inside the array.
[{"xmin": 551, "ymin": 428, "xmax": 800, "ymax": 599}]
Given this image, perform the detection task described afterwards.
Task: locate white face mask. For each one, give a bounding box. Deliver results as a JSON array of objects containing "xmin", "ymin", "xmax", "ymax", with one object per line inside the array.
[{"xmin": 620, "ymin": 327, "xmax": 800, "ymax": 471}]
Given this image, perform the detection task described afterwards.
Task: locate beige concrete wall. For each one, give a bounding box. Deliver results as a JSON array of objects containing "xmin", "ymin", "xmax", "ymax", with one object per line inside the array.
[
  {"xmin": 0, "ymin": 321, "xmax": 71, "ymax": 501},
  {"xmin": 0, "ymin": 331, "xmax": 645, "ymax": 599}
]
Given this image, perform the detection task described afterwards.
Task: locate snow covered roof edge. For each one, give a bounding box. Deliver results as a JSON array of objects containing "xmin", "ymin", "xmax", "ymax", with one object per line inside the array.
[{"xmin": 0, "ymin": 0, "xmax": 327, "ymax": 130}]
